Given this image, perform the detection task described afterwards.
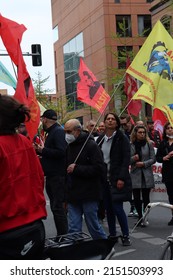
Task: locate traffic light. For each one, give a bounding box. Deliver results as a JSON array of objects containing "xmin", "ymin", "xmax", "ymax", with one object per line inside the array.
[{"xmin": 31, "ymin": 44, "xmax": 42, "ymax": 66}]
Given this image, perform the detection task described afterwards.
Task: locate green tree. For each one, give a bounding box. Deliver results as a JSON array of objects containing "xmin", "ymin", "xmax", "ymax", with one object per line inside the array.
[{"xmin": 32, "ymin": 71, "xmax": 54, "ymax": 95}]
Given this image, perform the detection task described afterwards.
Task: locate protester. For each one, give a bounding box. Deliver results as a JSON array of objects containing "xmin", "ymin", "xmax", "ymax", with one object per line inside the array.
[
  {"xmin": 156, "ymin": 122, "xmax": 173, "ymax": 225},
  {"xmin": 0, "ymin": 94, "xmax": 47, "ymax": 259},
  {"xmin": 147, "ymin": 119, "xmax": 162, "ymax": 148},
  {"xmin": 86, "ymin": 119, "xmax": 99, "ymax": 137},
  {"xmin": 97, "ymin": 113, "xmax": 132, "ymax": 246},
  {"xmin": 98, "ymin": 121, "xmax": 105, "ymax": 134},
  {"xmin": 17, "ymin": 122, "xmax": 30, "ymax": 138},
  {"xmin": 120, "ymin": 114, "xmax": 134, "ymax": 140},
  {"xmin": 135, "ymin": 120, "xmax": 145, "ymax": 126},
  {"xmin": 120, "ymin": 114, "xmax": 137, "ymax": 218},
  {"xmin": 64, "ymin": 118, "xmax": 107, "ymax": 239},
  {"xmin": 130, "ymin": 125, "xmax": 156, "ymax": 227},
  {"xmin": 34, "ymin": 109, "xmax": 68, "ymax": 236}
]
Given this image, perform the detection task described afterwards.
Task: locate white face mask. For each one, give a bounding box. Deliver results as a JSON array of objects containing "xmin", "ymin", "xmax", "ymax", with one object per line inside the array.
[
  {"xmin": 166, "ymin": 135, "xmax": 173, "ymax": 139},
  {"xmin": 65, "ymin": 133, "xmax": 76, "ymax": 144}
]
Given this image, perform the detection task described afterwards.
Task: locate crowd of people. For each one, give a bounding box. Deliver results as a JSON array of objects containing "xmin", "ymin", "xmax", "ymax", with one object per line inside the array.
[{"xmin": 0, "ymin": 94, "xmax": 173, "ymax": 260}]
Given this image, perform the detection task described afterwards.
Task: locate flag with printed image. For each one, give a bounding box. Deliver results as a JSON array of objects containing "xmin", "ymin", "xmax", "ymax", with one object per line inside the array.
[
  {"xmin": 77, "ymin": 58, "xmax": 110, "ymax": 113},
  {"xmin": 126, "ymin": 20, "xmax": 173, "ymax": 108}
]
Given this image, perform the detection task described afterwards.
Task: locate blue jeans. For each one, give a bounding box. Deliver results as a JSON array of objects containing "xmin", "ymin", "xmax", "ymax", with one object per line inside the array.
[
  {"xmin": 103, "ymin": 182, "xmax": 129, "ymax": 237},
  {"xmin": 68, "ymin": 201, "xmax": 107, "ymax": 239}
]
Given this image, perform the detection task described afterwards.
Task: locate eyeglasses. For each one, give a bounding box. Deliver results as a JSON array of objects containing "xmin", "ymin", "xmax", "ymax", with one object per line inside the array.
[
  {"xmin": 166, "ymin": 127, "xmax": 173, "ymax": 130},
  {"xmin": 137, "ymin": 131, "xmax": 146, "ymax": 134}
]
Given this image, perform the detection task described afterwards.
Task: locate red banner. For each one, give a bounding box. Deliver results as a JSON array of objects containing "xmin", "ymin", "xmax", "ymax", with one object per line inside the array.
[
  {"xmin": 125, "ymin": 56, "xmax": 142, "ymax": 116},
  {"xmin": 77, "ymin": 58, "xmax": 110, "ymax": 113},
  {"xmin": 153, "ymin": 108, "xmax": 167, "ymax": 136}
]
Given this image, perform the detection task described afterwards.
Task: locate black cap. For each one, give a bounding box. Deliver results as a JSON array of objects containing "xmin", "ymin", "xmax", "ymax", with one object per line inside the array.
[{"xmin": 41, "ymin": 109, "xmax": 57, "ymax": 120}]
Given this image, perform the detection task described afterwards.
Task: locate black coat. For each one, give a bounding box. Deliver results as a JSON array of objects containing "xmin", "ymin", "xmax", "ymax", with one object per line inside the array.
[
  {"xmin": 156, "ymin": 140, "xmax": 173, "ymax": 183},
  {"xmin": 97, "ymin": 130, "xmax": 132, "ymax": 202},
  {"xmin": 66, "ymin": 131, "xmax": 105, "ymax": 202},
  {"xmin": 41, "ymin": 123, "xmax": 67, "ymax": 176}
]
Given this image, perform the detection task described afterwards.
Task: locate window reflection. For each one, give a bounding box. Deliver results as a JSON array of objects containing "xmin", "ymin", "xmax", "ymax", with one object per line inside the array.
[{"xmin": 63, "ymin": 33, "xmax": 84, "ymax": 111}]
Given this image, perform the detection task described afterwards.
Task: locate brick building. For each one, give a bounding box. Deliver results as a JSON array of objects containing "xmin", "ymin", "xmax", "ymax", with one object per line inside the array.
[{"xmin": 51, "ymin": 0, "xmax": 153, "ymax": 125}]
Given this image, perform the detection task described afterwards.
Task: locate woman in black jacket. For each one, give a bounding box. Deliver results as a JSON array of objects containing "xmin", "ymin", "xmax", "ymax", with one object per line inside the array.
[
  {"xmin": 97, "ymin": 113, "xmax": 132, "ymax": 246},
  {"xmin": 156, "ymin": 121, "xmax": 173, "ymax": 226}
]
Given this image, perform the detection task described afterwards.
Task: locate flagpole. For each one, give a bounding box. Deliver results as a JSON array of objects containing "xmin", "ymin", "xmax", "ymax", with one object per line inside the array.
[
  {"xmin": 118, "ymin": 98, "xmax": 133, "ymax": 117},
  {"xmin": 74, "ymin": 73, "xmax": 126, "ymax": 163}
]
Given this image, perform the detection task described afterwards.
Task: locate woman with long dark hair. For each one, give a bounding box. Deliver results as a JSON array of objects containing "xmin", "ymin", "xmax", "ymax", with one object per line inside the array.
[
  {"xmin": 0, "ymin": 94, "xmax": 47, "ymax": 259},
  {"xmin": 156, "ymin": 121, "xmax": 173, "ymax": 226},
  {"xmin": 130, "ymin": 125, "xmax": 156, "ymax": 226}
]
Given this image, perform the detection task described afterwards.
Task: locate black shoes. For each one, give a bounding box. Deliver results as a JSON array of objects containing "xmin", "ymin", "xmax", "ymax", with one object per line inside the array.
[
  {"xmin": 121, "ymin": 236, "xmax": 131, "ymax": 246},
  {"xmin": 107, "ymin": 235, "xmax": 119, "ymax": 243},
  {"xmin": 168, "ymin": 217, "xmax": 173, "ymax": 226}
]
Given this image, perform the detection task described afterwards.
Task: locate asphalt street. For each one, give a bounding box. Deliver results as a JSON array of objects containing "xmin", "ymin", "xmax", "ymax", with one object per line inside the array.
[{"xmin": 43, "ymin": 199, "xmax": 173, "ymax": 260}]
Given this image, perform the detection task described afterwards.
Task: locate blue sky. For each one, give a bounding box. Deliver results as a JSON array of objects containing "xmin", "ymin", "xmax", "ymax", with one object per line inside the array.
[{"xmin": 0, "ymin": 0, "xmax": 55, "ymax": 94}]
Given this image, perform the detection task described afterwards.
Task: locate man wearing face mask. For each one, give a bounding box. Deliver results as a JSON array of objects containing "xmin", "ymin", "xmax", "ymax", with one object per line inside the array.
[
  {"xmin": 34, "ymin": 109, "xmax": 68, "ymax": 237},
  {"xmin": 64, "ymin": 119, "xmax": 107, "ymax": 239}
]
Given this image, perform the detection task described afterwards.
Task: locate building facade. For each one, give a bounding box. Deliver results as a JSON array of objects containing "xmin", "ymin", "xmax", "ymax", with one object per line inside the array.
[
  {"xmin": 51, "ymin": 0, "xmax": 152, "ymax": 126},
  {"xmin": 150, "ymin": 0, "xmax": 173, "ymax": 31}
]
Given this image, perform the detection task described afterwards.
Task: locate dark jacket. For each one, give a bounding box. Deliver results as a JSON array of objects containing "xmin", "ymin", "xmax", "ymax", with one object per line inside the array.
[
  {"xmin": 148, "ymin": 130, "xmax": 161, "ymax": 148},
  {"xmin": 41, "ymin": 123, "xmax": 67, "ymax": 176},
  {"xmin": 66, "ymin": 131, "xmax": 105, "ymax": 202},
  {"xmin": 97, "ymin": 130, "xmax": 132, "ymax": 202},
  {"xmin": 156, "ymin": 140, "xmax": 173, "ymax": 183}
]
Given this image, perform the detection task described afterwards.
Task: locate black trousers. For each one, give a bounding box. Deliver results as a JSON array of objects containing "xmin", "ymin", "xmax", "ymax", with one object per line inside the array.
[
  {"xmin": 133, "ymin": 188, "xmax": 151, "ymax": 219},
  {"xmin": 0, "ymin": 220, "xmax": 45, "ymax": 260},
  {"xmin": 46, "ymin": 175, "xmax": 68, "ymax": 235},
  {"xmin": 165, "ymin": 182, "xmax": 173, "ymax": 205}
]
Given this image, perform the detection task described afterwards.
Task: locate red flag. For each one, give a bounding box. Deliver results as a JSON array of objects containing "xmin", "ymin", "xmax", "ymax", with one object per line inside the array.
[
  {"xmin": 153, "ymin": 108, "xmax": 167, "ymax": 136},
  {"xmin": 77, "ymin": 58, "xmax": 110, "ymax": 113},
  {"xmin": 0, "ymin": 15, "xmax": 26, "ymax": 65},
  {"xmin": 125, "ymin": 56, "xmax": 142, "ymax": 116},
  {"xmin": 0, "ymin": 15, "xmax": 40, "ymax": 140}
]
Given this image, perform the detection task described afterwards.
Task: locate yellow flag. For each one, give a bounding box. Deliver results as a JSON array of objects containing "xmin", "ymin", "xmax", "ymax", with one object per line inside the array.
[
  {"xmin": 133, "ymin": 83, "xmax": 173, "ymax": 126},
  {"xmin": 127, "ymin": 20, "xmax": 173, "ymax": 108}
]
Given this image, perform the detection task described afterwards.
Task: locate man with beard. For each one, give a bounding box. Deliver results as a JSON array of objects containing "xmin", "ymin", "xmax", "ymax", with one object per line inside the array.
[{"xmin": 34, "ymin": 109, "xmax": 68, "ymax": 237}]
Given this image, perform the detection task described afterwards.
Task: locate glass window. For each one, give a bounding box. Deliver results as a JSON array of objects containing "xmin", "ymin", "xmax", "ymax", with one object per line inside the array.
[
  {"xmin": 63, "ymin": 33, "xmax": 84, "ymax": 111},
  {"xmin": 116, "ymin": 15, "xmax": 132, "ymax": 37},
  {"xmin": 114, "ymin": 0, "xmax": 120, "ymax": 3},
  {"xmin": 117, "ymin": 46, "xmax": 133, "ymax": 69},
  {"xmin": 53, "ymin": 25, "xmax": 59, "ymax": 43},
  {"xmin": 161, "ymin": 15, "xmax": 171, "ymax": 34},
  {"xmin": 138, "ymin": 15, "xmax": 151, "ymax": 37}
]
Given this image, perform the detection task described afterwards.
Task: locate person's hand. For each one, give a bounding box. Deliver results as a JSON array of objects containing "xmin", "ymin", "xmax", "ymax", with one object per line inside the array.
[
  {"xmin": 163, "ymin": 154, "xmax": 171, "ymax": 161},
  {"xmin": 169, "ymin": 151, "xmax": 173, "ymax": 157},
  {"xmin": 135, "ymin": 161, "xmax": 144, "ymax": 168},
  {"xmin": 134, "ymin": 154, "xmax": 139, "ymax": 161},
  {"xmin": 67, "ymin": 163, "xmax": 76, "ymax": 174},
  {"xmin": 116, "ymin": 179, "xmax": 124, "ymax": 189},
  {"xmin": 33, "ymin": 142, "xmax": 44, "ymax": 153}
]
